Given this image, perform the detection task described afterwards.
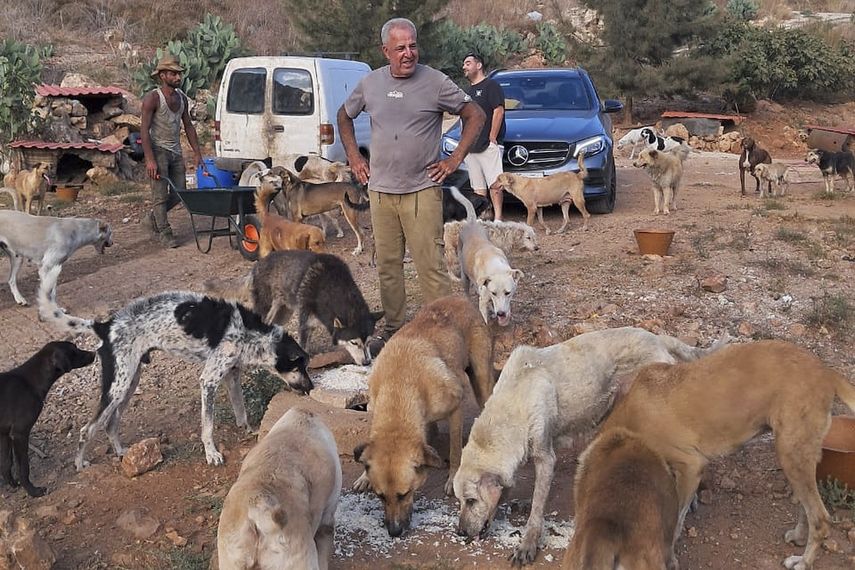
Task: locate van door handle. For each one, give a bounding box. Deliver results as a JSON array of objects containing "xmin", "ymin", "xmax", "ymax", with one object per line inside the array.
[{"xmin": 270, "ymin": 125, "xmax": 284, "ymax": 133}]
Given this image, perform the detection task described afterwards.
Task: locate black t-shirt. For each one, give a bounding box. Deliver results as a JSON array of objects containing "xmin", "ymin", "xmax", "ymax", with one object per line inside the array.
[{"xmin": 465, "ymin": 78, "xmax": 505, "ymax": 153}]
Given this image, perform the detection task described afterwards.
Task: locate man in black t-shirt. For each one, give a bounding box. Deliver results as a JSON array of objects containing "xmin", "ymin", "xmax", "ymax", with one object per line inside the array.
[{"xmin": 462, "ymin": 53, "xmax": 506, "ymax": 220}]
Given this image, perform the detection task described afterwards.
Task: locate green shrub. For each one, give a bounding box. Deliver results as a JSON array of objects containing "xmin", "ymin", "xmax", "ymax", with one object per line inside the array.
[
  {"xmin": 132, "ymin": 14, "xmax": 242, "ymax": 98},
  {"xmin": 534, "ymin": 21, "xmax": 568, "ymax": 66},
  {"xmin": 431, "ymin": 21, "xmax": 525, "ymax": 80},
  {"xmin": 0, "ymin": 39, "xmax": 48, "ymax": 143},
  {"xmin": 726, "ymin": 0, "xmax": 758, "ymax": 21}
]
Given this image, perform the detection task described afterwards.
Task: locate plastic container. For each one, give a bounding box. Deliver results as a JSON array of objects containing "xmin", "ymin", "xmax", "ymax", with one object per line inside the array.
[
  {"xmin": 816, "ymin": 416, "xmax": 855, "ymax": 489},
  {"xmin": 634, "ymin": 228, "xmax": 675, "ymax": 256},
  {"xmin": 196, "ymin": 157, "xmax": 237, "ymax": 189},
  {"xmin": 55, "ymin": 186, "xmax": 80, "ymax": 202}
]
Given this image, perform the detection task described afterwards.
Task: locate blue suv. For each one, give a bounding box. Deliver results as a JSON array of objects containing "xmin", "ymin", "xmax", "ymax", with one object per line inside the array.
[{"xmin": 441, "ymin": 67, "xmax": 623, "ymax": 213}]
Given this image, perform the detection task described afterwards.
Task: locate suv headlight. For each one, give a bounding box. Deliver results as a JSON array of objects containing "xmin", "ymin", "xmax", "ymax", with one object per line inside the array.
[
  {"xmin": 441, "ymin": 136, "xmax": 459, "ymax": 156},
  {"xmin": 573, "ymin": 136, "xmax": 606, "ymax": 157}
]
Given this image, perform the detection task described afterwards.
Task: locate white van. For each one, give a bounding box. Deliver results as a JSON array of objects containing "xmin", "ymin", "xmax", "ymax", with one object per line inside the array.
[{"xmin": 215, "ymin": 56, "xmax": 372, "ymax": 168}]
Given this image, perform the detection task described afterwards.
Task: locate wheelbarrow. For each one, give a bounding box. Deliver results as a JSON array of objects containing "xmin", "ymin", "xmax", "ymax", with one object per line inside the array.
[{"xmin": 165, "ymin": 178, "xmax": 261, "ymax": 261}]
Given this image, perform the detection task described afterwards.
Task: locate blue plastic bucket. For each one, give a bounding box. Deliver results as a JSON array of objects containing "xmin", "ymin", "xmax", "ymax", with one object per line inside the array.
[{"xmin": 197, "ymin": 158, "xmax": 237, "ymax": 189}]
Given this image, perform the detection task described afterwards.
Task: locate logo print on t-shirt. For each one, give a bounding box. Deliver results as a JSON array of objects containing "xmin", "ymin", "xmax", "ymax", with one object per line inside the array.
[
  {"xmin": 475, "ymin": 89, "xmax": 482, "ymax": 97},
  {"xmin": 387, "ymin": 90, "xmax": 404, "ymax": 99}
]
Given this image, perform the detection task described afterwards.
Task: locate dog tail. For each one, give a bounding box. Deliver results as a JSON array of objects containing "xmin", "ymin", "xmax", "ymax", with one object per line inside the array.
[
  {"xmin": 344, "ymin": 192, "xmax": 370, "ymax": 211},
  {"xmin": 833, "ymin": 372, "xmax": 855, "ymax": 413},
  {"xmin": 203, "ymin": 273, "xmax": 254, "ymax": 307},
  {"xmin": 38, "ymin": 296, "xmax": 97, "ymax": 337},
  {"xmin": 448, "ymin": 185, "xmax": 476, "ymax": 222},
  {"xmin": 662, "ymin": 331, "xmax": 730, "ymax": 362},
  {"xmin": 576, "ymin": 151, "xmax": 588, "ymax": 180},
  {"xmin": 0, "ymin": 187, "xmax": 19, "ymax": 210}
]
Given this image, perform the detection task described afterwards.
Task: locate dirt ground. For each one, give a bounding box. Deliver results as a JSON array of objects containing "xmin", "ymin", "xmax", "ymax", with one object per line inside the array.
[{"xmin": 2, "ymin": 148, "xmax": 855, "ymax": 570}]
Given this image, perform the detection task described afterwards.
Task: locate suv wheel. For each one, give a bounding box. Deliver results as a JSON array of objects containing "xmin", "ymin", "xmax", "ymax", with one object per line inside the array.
[{"xmin": 588, "ymin": 160, "xmax": 616, "ymax": 214}]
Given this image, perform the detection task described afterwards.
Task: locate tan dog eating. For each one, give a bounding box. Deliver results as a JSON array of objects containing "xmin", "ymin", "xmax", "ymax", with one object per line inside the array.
[
  {"xmin": 562, "ymin": 427, "xmax": 680, "ymax": 570},
  {"xmin": 352, "ymin": 295, "xmax": 494, "ymax": 537},
  {"xmin": 490, "ymin": 152, "xmax": 590, "ymax": 234},
  {"xmin": 603, "ymin": 340, "xmax": 855, "ymax": 570}
]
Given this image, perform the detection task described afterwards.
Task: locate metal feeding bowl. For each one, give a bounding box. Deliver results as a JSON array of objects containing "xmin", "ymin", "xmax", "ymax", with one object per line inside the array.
[
  {"xmin": 634, "ymin": 228, "xmax": 675, "ymax": 256},
  {"xmin": 816, "ymin": 416, "xmax": 855, "ymax": 490}
]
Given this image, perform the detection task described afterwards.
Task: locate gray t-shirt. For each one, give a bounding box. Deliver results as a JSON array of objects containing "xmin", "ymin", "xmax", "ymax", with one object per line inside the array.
[{"xmin": 345, "ymin": 64, "xmax": 469, "ymax": 194}]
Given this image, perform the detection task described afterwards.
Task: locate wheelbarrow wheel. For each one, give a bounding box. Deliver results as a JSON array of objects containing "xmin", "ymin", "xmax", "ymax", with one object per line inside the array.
[{"xmin": 239, "ymin": 214, "xmax": 261, "ymax": 261}]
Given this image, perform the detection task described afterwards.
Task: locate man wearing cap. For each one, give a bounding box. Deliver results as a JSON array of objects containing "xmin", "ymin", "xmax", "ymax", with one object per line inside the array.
[
  {"xmin": 140, "ymin": 53, "xmax": 203, "ymax": 248},
  {"xmin": 462, "ymin": 53, "xmax": 506, "ymax": 221}
]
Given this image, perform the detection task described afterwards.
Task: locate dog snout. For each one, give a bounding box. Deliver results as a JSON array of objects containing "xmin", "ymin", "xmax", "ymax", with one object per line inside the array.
[
  {"xmin": 284, "ymin": 370, "xmax": 314, "ymax": 394},
  {"xmin": 385, "ymin": 517, "xmax": 410, "ymax": 537}
]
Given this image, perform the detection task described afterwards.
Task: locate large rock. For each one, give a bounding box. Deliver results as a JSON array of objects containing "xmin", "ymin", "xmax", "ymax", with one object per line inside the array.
[
  {"xmin": 117, "ymin": 508, "xmax": 160, "ymax": 540},
  {"xmin": 0, "ymin": 510, "xmax": 56, "ymax": 570},
  {"xmin": 665, "ymin": 123, "xmax": 690, "ymax": 141},
  {"xmin": 697, "ymin": 268, "xmax": 728, "ymax": 293},
  {"xmin": 60, "ymin": 73, "xmax": 98, "ymax": 88},
  {"xmin": 121, "ymin": 437, "xmax": 163, "ymax": 478}
]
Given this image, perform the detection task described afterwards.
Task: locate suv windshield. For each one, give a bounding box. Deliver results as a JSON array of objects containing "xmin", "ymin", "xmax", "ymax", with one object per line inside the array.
[{"xmin": 497, "ymin": 74, "xmax": 592, "ymax": 112}]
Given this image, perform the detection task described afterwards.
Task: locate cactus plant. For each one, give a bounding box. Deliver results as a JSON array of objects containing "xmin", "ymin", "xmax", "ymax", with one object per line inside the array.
[{"xmin": 0, "ymin": 39, "xmax": 47, "ymax": 144}]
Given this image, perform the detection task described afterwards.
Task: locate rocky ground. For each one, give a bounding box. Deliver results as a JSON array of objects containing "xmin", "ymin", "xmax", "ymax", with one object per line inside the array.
[{"xmin": 1, "ymin": 149, "xmax": 855, "ymax": 569}]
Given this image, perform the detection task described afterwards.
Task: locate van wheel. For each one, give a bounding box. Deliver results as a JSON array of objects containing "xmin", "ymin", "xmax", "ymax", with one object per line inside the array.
[{"xmin": 239, "ymin": 214, "xmax": 261, "ymax": 261}]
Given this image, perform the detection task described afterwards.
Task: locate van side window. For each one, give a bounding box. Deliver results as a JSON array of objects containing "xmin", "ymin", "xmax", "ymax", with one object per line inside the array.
[
  {"xmin": 273, "ymin": 68, "xmax": 313, "ymax": 115},
  {"xmin": 226, "ymin": 67, "xmax": 266, "ymax": 114}
]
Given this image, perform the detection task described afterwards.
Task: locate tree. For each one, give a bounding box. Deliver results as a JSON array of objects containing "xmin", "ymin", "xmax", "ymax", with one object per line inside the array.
[
  {"xmin": 578, "ymin": 0, "xmax": 725, "ymax": 122},
  {"xmin": 283, "ymin": 0, "xmax": 450, "ymax": 69}
]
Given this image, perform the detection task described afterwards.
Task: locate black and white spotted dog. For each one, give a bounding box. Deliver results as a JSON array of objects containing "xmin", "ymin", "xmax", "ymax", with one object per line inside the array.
[
  {"xmin": 806, "ymin": 149, "xmax": 855, "ymax": 194},
  {"xmin": 640, "ymin": 127, "xmax": 689, "ymax": 155},
  {"xmin": 45, "ymin": 291, "xmax": 312, "ymax": 469}
]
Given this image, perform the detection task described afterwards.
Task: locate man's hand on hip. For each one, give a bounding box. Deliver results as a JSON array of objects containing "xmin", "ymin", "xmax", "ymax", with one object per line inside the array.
[{"xmin": 427, "ymin": 156, "xmax": 461, "ymax": 184}]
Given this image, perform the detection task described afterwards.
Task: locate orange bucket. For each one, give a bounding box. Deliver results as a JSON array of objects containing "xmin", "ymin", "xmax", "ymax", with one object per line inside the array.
[
  {"xmin": 817, "ymin": 416, "xmax": 855, "ymax": 489},
  {"xmin": 634, "ymin": 228, "xmax": 675, "ymax": 256}
]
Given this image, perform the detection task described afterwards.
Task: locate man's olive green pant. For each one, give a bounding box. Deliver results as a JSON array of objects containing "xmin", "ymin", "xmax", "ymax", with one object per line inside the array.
[{"xmin": 369, "ymin": 186, "xmax": 451, "ymax": 332}]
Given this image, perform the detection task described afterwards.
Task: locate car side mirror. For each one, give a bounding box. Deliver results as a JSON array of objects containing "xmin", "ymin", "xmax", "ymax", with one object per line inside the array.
[{"xmin": 602, "ymin": 99, "xmax": 623, "ymax": 113}]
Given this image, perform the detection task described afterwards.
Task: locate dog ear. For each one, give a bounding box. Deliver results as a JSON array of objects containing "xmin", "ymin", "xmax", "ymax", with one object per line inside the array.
[
  {"xmin": 333, "ymin": 317, "xmax": 344, "ymax": 330},
  {"xmin": 512, "ymin": 269, "xmax": 524, "ymax": 281},
  {"xmin": 480, "ymin": 277, "xmax": 491, "ymax": 289},
  {"xmin": 297, "ymin": 233, "xmax": 310, "ymax": 250},
  {"xmin": 477, "ymin": 472, "xmax": 504, "ymax": 504},
  {"xmin": 421, "ymin": 444, "xmax": 445, "ymax": 470},
  {"xmin": 353, "ymin": 442, "xmax": 370, "ymax": 464},
  {"xmin": 50, "ymin": 347, "xmax": 72, "ymax": 374}
]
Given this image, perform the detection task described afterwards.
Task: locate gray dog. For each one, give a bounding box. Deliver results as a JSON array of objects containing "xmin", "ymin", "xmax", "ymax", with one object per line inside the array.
[{"xmin": 0, "ymin": 210, "xmax": 112, "ymax": 310}]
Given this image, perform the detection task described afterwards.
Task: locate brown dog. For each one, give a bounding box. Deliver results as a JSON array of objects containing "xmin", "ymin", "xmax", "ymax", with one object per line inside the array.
[
  {"xmin": 739, "ymin": 137, "xmax": 772, "ymax": 196},
  {"xmin": 4, "ymin": 162, "xmax": 50, "ymax": 215},
  {"xmin": 602, "ymin": 340, "xmax": 855, "ymax": 570},
  {"xmin": 352, "ymin": 295, "xmax": 494, "ymax": 537},
  {"xmin": 254, "ymin": 182, "xmax": 325, "ymax": 258},
  {"xmin": 633, "ymin": 148, "xmax": 684, "ymax": 215},
  {"xmin": 562, "ymin": 427, "xmax": 679, "ymax": 570},
  {"xmin": 490, "ymin": 152, "xmax": 590, "ymax": 234}
]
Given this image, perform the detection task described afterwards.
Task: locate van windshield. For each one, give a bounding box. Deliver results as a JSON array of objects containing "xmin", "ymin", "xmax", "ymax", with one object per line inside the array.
[
  {"xmin": 226, "ymin": 67, "xmax": 266, "ymax": 114},
  {"xmin": 497, "ymin": 75, "xmax": 592, "ymax": 112},
  {"xmin": 273, "ymin": 68, "xmax": 314, "ymax": 115}
]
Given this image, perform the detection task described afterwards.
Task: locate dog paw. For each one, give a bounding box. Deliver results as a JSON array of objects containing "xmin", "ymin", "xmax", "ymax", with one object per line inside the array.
[
  {"xmin": 444, "ymin": 476, "xmax": 454, "ymax": 497},
  {"xmin": 544, "ymin": 228, "xmax": 552, "ymax": 235},
  {"xmin": 352, "ymin": 472, "xmax": 371, "ymax": 493},
  {"xmin": 783, "ymin": 555, "xmax": 807, "ymax": 570},
  {"xmin": 784, "ymin": 528, "xmax": 807, "ymax": 547},
  {"xmin": 336, "ymin": 231, "xmax": 344, "ymax": 238},
  {"xmin": 351, "ymin": 246, "xmax": 363, "ymax": 256},
  {"xmin": 508, "ymin": 538, "xmax": 539, "ymax": 567},
  {"xmin": 15, "ymin": 299, "xmax": 28, "ymax": 306},
  {"xmin": 25, "ymin": 485, "xmax": 47, "ymax": 498},
  {"xmin": 205, "ymin": 449, "xmax": 225, "ymax": 466}
]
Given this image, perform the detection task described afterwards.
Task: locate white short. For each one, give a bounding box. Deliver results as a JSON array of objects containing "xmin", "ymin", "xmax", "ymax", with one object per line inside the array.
[{"xmin": 465, "ymin": 143, "xmax": 504, "ymax": 192}]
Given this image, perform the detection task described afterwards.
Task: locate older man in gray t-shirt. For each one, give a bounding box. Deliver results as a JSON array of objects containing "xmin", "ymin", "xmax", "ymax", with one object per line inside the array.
[{"xmin": 338, "ymin": 17, "xmax": 484, "ymax": 357}]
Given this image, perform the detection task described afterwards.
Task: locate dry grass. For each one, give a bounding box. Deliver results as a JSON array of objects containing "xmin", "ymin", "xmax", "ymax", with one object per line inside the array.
[{"xmin": 444, "ymin": 0, "xmax": 549, "ymax": 27}]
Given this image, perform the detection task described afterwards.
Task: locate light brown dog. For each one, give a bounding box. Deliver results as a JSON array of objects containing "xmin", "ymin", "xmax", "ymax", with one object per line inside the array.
[
  {"xmin": 4, "ymin": 162, "xmax": 50, "ymax": 215},
  {"xmin": 217, "ymin": 408, "xmax": 341, "ymax": 570},
  {"xmin": 563, "ymin": 426, "xmax": 680, "ymax": 570},
  {"xmin": 254, "ymin": 182, "xmax": 325, "ymax": 258},
  {"xmin": 633, "ymin": 148, "xmax": 684, "ymax": 215},
  {"xmin": 352, "ymin": 295, "xmax": 494, "ymax": 537},
  {"xmin": 753, "ymin": 162, "xmax": 793, "ymax": 198},
  {"xmin": 490, "ymin": 152, "xmax": 590, "ymax": 234},
  {"xmin": 274, "ymin": 168, "xmax": 369, "ymax": 256},
  {"xmin": 602, "ymin": 340, "xmax": 855, "ymax": 570}
]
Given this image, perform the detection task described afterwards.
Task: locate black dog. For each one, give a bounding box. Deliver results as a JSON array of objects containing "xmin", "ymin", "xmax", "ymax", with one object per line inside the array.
[
  {"xmin": 806, "ymin": 149, "xmax": 855, "ymax": 194},
  {"xmin": 442, "ymin": 187, "xmax": 490, "ymax": 222},
  {"xmin": 0, "ymin": 341, "xmax": 95, "ymax": 496}
]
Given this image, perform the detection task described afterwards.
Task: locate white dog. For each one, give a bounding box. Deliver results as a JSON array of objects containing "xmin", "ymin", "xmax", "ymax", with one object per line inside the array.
[
  {"xmin": 453, "ymin": 327, "xmax": 728, "ymax": 565},
  {"xmin": 753, "ymin": 162, "xmax": 793, "ymax": 198},
  {"xmin": 443, "ymin": 219, "xmax": 538, "ymax": 281},
  {"xmin": 0, "ymin": 210, "xmax": 112, "ymax": 308},
  {"xmin": 616, "ymin": 127, "xmax": 655, "ymax": 159},
  {"xmin": 217, "ymin": 408, "xmax": 341, "ymax": 570},
  {"xmin": 449, "ymin": 187, "xmax": 523, "ymax": 326}
]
